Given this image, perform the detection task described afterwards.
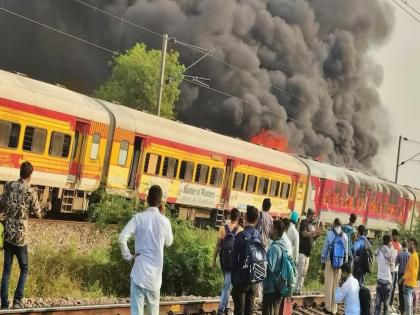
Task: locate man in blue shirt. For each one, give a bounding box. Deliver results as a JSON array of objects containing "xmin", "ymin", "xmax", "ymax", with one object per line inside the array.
[
  {"xmin": 335, "ymin": 263, "xmax": 360, "ymax": 315},
  {"xmin": 396, "ymin": 240, "xmax": 410, "ymax": 314},
  {"xmin": 352, "ymin": 225, "xmax": 371, "ymax": 285},
  {"xmin": 231, "ymin": 206, "xmax": 261, "ymax": 315},
  {"xmin": 342, "ymin": 214, "xmax": 357, "ymax": 266},
  {"xmin": 262, "ymin": 220, "xmax": 288, "ymax": 315}
]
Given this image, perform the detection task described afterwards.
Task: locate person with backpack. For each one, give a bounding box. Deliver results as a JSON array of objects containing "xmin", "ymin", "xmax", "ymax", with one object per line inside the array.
[
  {"xmin": 374, "ymin": 234, "xmax": 394, "ymax": 315},
  {"xmin": 342, "ymin": 214, "xmax": 357, "ymax": 267},
  {"xmin": 321, "ymin": 218, "xmax": 348, "ymax": 315},
  {"xmin": 396, "ymin": 240, "xmax": 410, "ymax": 314},
  {"xmin": 232, "ymin": 206, "xmax": 267, "ymax": 315},
  {"xmin": 334, "ymin": 263, "xmax": 360, "ymax": 315},
  {"xmin": 352, "ymin": 225, "xmax": 372, "ymax": 285},
  {"xmin": 262, "ymin": 220, "xmax": 291, "ymax": 315},
  {"xmin": 212, "ymin": 208, "xmax": 243, "ymax": 315}
]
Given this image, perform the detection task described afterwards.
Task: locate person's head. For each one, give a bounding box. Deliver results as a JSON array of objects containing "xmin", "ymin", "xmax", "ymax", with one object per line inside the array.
[
  {"xmin": 290, "ymin": 211, "xmax": 299, "ymax": 224},
  {"xmin": 349, "ymin": 213, "xmax": 357, "ymax": 225},
  {"xmin": 401, "ymin": 240, "xmax": 407, "ymax": 249},
  {"xmin": 307, "ymin": 208, "xmax": 315, "ymax": 222},
  {"xmin": 230, "ymin": 208, "xmax": 240, "ymax": 222},
  {"xmin": 20, "ymin": 161, "xmax": 33, "ymax": 182},
  {"xmin": 282, "ymin": 218, "xmax": 291, "ymax": 232},
  {"xmin": 262, "ymin": 198, "xmax": 271, "ymax": 212},
  {"xmin": 271, "ymin": 219, "xmax": 285, "ymax": 240},
  {"xmin": 340, "ymin": 263, "xmax": 353, "ymax": 280},
  {"xmin": 407, "ymin": 237, "xmax": 418, "ymax": 253},
  {"xmin": 333, "ymin": 218, "xmax": 342, "ymax": 234},
  {"xmin": 147, "ymin": 185, "xmax": 162, "ymax": 207},
  {"xmin": 383, "ymin": 234, "xmax": 391, "ymax": 247},
  {"xmin": 391, "ymin": 229, "xmax": 399, "ymax": 242},
  {"xmin": 357, "ymin": 225, "xmax": 366, "ymax": 237},
  {"xmin": 246, "ymin": 205, "xmax": 259, "ymax": 225},
  {"xmin": 238, "ymin": 216, "xmax": 245, "ymax": 228}
]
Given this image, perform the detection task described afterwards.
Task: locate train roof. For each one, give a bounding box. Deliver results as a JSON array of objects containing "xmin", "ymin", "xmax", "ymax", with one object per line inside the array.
[
  {"xmin": 101, "ymin": 101, "xmax": 308, "ymax": 175},
  {"xmin": 298, "ymin": 156, "xmax": 413, "ymax": 199},
  {"xmin": 0, "ymin": 70, "xmax": 110, "ymax": 124}
]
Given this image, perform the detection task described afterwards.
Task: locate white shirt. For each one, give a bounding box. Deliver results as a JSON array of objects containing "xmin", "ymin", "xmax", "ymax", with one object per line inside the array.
[
  {"xmin": 335, "ymin": 275, "xmax": 360, "ymax": 315},
  {"xmin": 376, "ymin": 246, "xmax": 392, "ymax": 283},
  {"xmin": 286, "ymin": 223, "xmax": 300, "ymax": 262},
  {"xmin": 281, "ymin": 233, "xmax": 293, "ymax": 257},
  {"xmin": 119, "ymin": 207, "xmax": 173, "ymax": 291}
]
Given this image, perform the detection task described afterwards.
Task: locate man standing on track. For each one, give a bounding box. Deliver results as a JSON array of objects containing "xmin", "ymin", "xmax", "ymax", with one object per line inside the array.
[
  {"xmin": 213, "ymin": 208, "xmax": 243, "ymax": 315},
  {"xmin": 374, "ymin": 234, "xmax": 394, "ymax": 315},
  {"xmin": 256, "ymin": 198, "xmax": 273, "ymax": 250},
  {"xmin": 0, "ymin": 161, "xmax": 48, "ymax": 309},
  {"xmin": 389, "ymin": 229, "xmax": 402, "ymax": 311},
  {"xmin": 295, "ymin": 208, "xmax": 321, "ymax": 295},
  {"xmin": 287, "ymin": 211, "xmax": 300, "ymax": 264},
  {"xmin": 342, "ymin": 214, "xmax": 357, "ymax": 267},
  {"xmin": 352, "ymin": 225, "xmax": 371, "ymax": 285},
  {"xmin": 396, "ymin": 240, "xmax": 410, "ymax": 314},
  {"xmin": 401, "ymin": 238, "xmax": 419, "ymax": 315},
  {"xmin": 119, "ymin": 185, "xmax": 173, "ymax": 315}
]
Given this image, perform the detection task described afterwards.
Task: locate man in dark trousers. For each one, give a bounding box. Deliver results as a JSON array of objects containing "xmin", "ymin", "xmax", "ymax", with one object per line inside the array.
[
  {"xmin": 0, "ymin": 162, "xmax": 48, "ymax": 309},
  {"xmin": 231, "ymin": 206, "xmax": 261, "ymax": 315}
]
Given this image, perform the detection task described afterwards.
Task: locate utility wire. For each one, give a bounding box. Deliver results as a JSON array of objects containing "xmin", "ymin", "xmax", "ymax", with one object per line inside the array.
[
  {"xmin": 391, "ymin": 0, "xmax": 420, "ymax": 24},
  {"xmin": 402, "ymin": 0, "xmax": 420, "ymax": 17}
]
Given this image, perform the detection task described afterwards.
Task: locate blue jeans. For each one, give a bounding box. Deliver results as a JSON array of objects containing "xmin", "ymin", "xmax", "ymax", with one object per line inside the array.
[
  {"xmin": 1, "ymin": 243, "xmax": 28, "ymax": 308},
  {"xmin": 403, "ymin": 285, "xmax": 414, "ymax": 315},
  {"xmin": 390, "ymin": 271, "xmax": 398, "ymax": 305},
  {"xmin": 218, "ymin": 272, "xmax": 232, "ymax": 314},
  {"xmin": 130, "ymin": 279, "xmax": 160, "ymax": 315},
  {"xmin": 375, "ymin": 280, "xmax": 391, "ymax": 315}
]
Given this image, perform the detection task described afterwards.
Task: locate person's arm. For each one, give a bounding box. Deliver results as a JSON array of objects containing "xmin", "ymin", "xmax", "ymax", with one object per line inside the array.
[
  {"xmin": 212, "ymin": 238, "xmax": 222, "ymax": 267},
  {"xmin": 334, "ymin": 280, "xmax": 348, "ymax": 303},
  {"xmin": 29, "ymin": 188, "xmax": 43, "ymax": 219},
  {"xmin": 118, "ymin": 217, "xmax": 137, "ymax": 261},
  {"xmin": 164, "ymin": 219, "xmax": 173, "ymax": 247},
  {"xmin": 294, "ymin": 230, "xmax": 299, "ymax": 263},
  {"xmin": 321, "ymin": 232, "xmax": 331, "ymax": 263},
  {"xmin": 267, "ymin": 245, "xmax": 280, "ymax": 273}
]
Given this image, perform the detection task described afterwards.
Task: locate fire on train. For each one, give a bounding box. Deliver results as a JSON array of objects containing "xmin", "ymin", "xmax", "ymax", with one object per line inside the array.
[{"xmin": 0, "ymin": 70, "xmax": 419, "ymax": 233}]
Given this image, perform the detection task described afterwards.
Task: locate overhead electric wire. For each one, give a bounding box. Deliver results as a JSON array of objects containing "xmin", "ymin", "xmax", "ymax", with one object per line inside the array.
[
  {"xmin": 403, "ymin": 0, "xmax": 420, "ymax": 17},
  {"xmin": 391, "ymin": 0, "xmax": 420, "ymax": 24}
]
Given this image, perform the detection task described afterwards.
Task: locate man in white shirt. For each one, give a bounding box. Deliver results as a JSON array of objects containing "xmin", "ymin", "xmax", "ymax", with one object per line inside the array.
[
  {"xmin": 287, "ymin": 211, "xmax": 300, "ymax": 263},
  {"xmin": 119, "ymin": 185, "xmax": 173, "ymax": 315},
  {"xmin": 374, "ymin": 234, "xmax": 393, "ymax": 315},
  {"xmin": 335, "ymin": 263, "xmax": 360, "ymax": 315}
]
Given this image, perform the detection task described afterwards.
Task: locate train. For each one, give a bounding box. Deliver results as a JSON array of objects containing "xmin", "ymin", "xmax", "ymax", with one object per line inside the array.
[{"xmin": 0, "ymin": 69, "xmax": 419, "ymax": 233}]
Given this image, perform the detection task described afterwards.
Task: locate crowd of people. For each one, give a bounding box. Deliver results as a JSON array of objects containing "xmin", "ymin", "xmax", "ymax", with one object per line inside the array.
[{"xmin": 0, "ymin": 163, "xmax": 419, "ymax": 315}]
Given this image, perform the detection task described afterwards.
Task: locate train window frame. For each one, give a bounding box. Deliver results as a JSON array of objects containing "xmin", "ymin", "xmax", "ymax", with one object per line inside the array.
[
  {"xmin": 162, "ymin": 156, "xmax": 179, "ymax": 179},
  {"xmin": 195, "ymin": 163, "xmax": 210, "ymax": 184},
  {"xmin": 269, "ymin": 180, "xmax": 281, "ymax": 197},
  {"xmin": 90, "ymin": 133, "xmax": 101, "ymax": 160},
  {"xmin": 233, "ymin": 172, "xmax": 245, "ymax": 191},
  {"xmin": 209, "ymin": 167, "xmax": 224, "ymax": 187},
  {"xmin": 49, "ymin": 132, "xmax": 72, "ymax": 158},
  {"xmin": 22, "ymin": 126, "xmax": 47, "ymax": 154},
  {"xmin": 143, "ymin": 152, "xmax": 162, "ymax": 175},
  {"xmin": 118, "ymin": 140, "xmax": 129, "ymax": 166},
  {"xmin": 0, "ymin": 120, "xmax": 20, "ymax": 149},
  {"xmin": 280, "ymin": 182, "xmax": 291, "ymax": 199},
  {"xmin": 246, "ymin": 175, "xmax": 257, "ymax": 193},
  {"xmin": 179, "ymin": 160, "xmax": 195, "ymax": 182},
  {"xmin": 257, "ymin": 177, "xmax": 269, "ymax": 195}
]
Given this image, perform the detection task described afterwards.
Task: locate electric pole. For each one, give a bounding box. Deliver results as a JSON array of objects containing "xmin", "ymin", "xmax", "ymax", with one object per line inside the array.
[
  {"xmin": 157, "ymin": 33, "xmax": 168, "ymax": 117},
  {"xmin": 395, "ymin": 135, "xmax": 402, "ymax": 183}
]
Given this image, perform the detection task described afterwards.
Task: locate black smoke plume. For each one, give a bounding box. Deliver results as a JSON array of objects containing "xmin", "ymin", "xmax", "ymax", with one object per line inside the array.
[{"xmin": 0, "ymin": 0, "xmax": 395, "ymax": 169}]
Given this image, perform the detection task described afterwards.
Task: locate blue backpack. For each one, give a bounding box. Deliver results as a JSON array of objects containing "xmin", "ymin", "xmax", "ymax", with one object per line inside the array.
[
  {"xmin": 273, "ymin": 245, "xmax": 297, "ymax": 297},
  {"xmin": 330, "ymin": 230, "xmax": 345, "ymax": 269}
]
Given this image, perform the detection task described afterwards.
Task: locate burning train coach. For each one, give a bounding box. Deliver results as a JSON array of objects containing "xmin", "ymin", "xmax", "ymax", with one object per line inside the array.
[{"xmin": 0, "ymin": 70, "xmax": 418, "ymax": 232}]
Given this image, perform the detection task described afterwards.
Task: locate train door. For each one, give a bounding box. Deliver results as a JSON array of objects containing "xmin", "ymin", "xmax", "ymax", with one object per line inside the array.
[
  {"xmin": 316, "ymin": 178, "xmax": 326, "ymax": 220},
  {"xmin": 288, "ymin": 174, "xmax": 299, "ymax": 210},
  {"xmin": 221, "ymin": 159, "xmax": 235, "ymax": 208},
  {"xmin": 68, "ymin": 121, "xmax": 90, "ymax": 182},
  {"xmin": 127, "ymin": 136, "xmax": 143, "ymax": 190}
]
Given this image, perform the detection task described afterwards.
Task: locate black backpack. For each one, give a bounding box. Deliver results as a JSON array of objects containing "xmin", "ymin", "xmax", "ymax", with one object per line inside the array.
[
  {"xmin": 360, "ymin": 247, "xmax": 373, "ymax": 273},
  {"xmin": 359, "ymin": 285, "xmax": 372, "ymax": 315},
  {"xmin": 238, "ymin": 230, "xmax": 267, "ymax": 285},
  {"xmin": 219, "ymin": 225, "xmax": 239, "ymax": 271}
]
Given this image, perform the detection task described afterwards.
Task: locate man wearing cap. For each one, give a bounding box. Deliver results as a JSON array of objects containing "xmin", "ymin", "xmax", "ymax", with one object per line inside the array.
[
  {"xmin": 287, "ymin": 211, "xmax": 300, "ymax": 263},
  {"xmin": 296, "ymin": 208, "xmax": 322, "ymax": 295}
]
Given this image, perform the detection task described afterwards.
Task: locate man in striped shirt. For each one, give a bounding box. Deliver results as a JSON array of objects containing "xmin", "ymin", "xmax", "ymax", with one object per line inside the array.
[{"xmin": 396, "ymin": 241, "xmax": 410, "ymax": 314}]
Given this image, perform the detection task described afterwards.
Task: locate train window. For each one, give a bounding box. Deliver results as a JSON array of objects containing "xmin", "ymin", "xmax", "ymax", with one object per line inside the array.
[
  {"xmin": 144, "ymin": 153, "xmax": 162, "ymax": 175},
  {"xmin": 49, "ymin": 132, "xmax": 71, "ymax": 158},
  {"xmin": 257, "ymin": 178, "xmax": 269, "ymax": 195},
  {"xmin": 334, "ymin": 183, "xmax": 342, "ymax": 194},
  {"xmin": 210, "ymin": 167, "xmax": 224, "ymax": 186},
  {"xmin": 179, "ymin": 161, "xmax": 194, "ymax": 181},
  {"xmin": 23, "ymin": 126, "xmax": 47, "ymax": 154},
  {"xmin": 246, "ymin": 175, "xmax": 257, "ymax": 193},
  {"xmin": 233, "ymin": 172, "xmax": 245, "ymax": 190},
  {"xmin": 0, "ymin": 120, "xmax": 20, "ymax": 149},
  {"xmin": 90, "ymin": 133, "xmax": 100, "ymax": 160},
  {"xmin": 118, "ymin": 141, "xmax": 129, "ymax": 166},
  {"xmin": 195, "ymin": 164, "xmax": 209, "ymax": 184},
  {"xmin": 162, "ymin": 157, "xmax": 178, "ymax": 178},
  {"xmin": 269, "ymin": 180, "xmax": 280, "ymax": 197},
  {"xmin": 72, "ymin": 132, "xmax": 79, "ymax": 159},
  {"xmin": 280, "ymin": 182, "xmax": 291, "ymax": 199}
]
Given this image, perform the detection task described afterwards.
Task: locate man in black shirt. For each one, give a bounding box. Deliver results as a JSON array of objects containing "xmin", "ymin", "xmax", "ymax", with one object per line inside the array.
[
  {"xmin": 295, "ymin": 208, "xmax": 322, "ymax": 294},
  {"xmin": 231, "ymin": 206, "xmax": 261, "ymax": 315}
]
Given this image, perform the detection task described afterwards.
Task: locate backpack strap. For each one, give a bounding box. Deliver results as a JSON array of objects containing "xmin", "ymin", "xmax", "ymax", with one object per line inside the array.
[
  {"xmin": 224, "ymin": 224, "xmax": 231, "ymax": 235},
  {"xmin": 232, "ymin": 225, "xmax": 239, "ymax": 236}
]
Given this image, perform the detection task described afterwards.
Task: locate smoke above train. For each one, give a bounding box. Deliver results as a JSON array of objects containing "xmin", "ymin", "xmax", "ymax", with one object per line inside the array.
[{"xmin": 0, "ymin": 0, "xmax": 395, "ymax": 170}]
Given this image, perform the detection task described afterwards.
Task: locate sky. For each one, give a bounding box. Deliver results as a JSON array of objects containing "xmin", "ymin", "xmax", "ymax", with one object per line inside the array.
[{"xmin": 373, "ymin": 0, "xmax": 420, "ymax": 188}]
